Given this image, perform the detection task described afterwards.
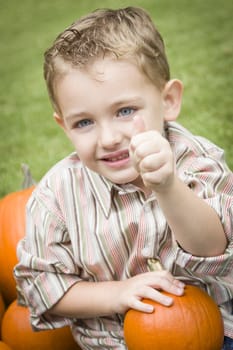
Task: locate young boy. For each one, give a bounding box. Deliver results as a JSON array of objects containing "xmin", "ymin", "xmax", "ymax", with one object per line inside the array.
[{"xmin": 14, "ymin": 7, "xmax": 233, "ymax": 350}]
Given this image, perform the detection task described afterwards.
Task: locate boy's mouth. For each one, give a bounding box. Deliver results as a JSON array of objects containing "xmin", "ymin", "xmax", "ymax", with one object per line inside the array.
[{"xmin": 101, "ymin": 150, "xmax": 130, "ymax": 163}]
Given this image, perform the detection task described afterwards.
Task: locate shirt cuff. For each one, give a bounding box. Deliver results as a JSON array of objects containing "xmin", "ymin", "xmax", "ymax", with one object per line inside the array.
[
  {"xmin": 17, "ymin": 272, "xmax": 81, "ymax": 330},
  {"xmin": 175, "ymin": 242, "xmax": 233, "ymax": 276}
]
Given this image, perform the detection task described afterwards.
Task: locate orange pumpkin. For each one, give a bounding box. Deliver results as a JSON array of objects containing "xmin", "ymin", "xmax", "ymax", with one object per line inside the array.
[
  {"xmin": 0, "ymin": 186, "xmax": 35, "ymax": 305},
  {"xmin": 0, "ymin": 341, "xmax": 13, "ymax": 350},
  {"xmin": 124, "ymin": 285, "xmax": 224, "ymax": 350},
  {"xmin": 1, "ymin": 300, "xmax": 81, "ymax": 350}
]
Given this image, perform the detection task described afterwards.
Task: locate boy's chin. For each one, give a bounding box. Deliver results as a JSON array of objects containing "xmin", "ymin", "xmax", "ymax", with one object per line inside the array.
[
  {"xmin": 116, "ymin": 174, "xmax": 143, "ymax": 188},
  {"xmin": 102, "ymin": 168, "xmax": 141, "ymax": 187}
]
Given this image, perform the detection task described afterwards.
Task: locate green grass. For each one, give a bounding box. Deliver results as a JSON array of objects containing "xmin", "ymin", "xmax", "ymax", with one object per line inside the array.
[{"xmin": 0, "ymin": 0, "xmax": 232, "ymax": 197}]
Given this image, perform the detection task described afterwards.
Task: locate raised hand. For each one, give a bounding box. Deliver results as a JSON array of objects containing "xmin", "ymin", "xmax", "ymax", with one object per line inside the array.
[{"xmin": 130, "ymin": 116, "xmax": 175, "ymax": 192}]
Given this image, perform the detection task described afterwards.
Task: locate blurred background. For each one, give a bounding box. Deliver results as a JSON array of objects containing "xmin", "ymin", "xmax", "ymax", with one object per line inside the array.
[{"xmin": 0, "ymin": 0, "xmax": 232, "ymax": 197}]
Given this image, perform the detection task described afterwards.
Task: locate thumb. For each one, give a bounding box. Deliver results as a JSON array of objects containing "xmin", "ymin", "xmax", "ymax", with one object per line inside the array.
[
  {"xmin": 132, "ymin": 115, "xmax": 146, "ymax": 136},
  {"xmin": 130, "ymin": 116, "xmax": 146, "ymax": 174},
  {"xmin": 130, "ymin": 116, "xmax": 146, "ymax": 152}
]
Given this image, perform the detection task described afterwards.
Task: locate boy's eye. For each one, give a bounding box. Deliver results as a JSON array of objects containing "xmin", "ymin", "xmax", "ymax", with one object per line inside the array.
[
  {"xmin": 74, "ymin": 119, "xmax": 93, "ymax": 128},
  {"xmin": 118, "ymin": 107, "xmax": 135, "ymax": 117}
]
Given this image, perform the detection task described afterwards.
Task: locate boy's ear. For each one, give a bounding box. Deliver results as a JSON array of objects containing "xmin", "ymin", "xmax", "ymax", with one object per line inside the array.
[
  {"xmin": 53, "ymin": 112, "xmax": 66, "ymax": 130},
  {"xmin": 162, "ymin": 79, "xmax": 183, "ymax": 121},
  {"xmin": 54, "ymin": 112, "xmax": 73, "ymax": 142}
]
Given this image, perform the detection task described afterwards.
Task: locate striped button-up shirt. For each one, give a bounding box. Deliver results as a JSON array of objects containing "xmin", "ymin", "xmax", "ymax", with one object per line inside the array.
[{"xmin": 14, "ymin": 122, "xmax": 233, "ymax": 349}]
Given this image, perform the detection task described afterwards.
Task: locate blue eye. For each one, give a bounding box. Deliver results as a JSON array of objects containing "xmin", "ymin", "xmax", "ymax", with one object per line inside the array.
[
  {"xmin": 118, "ymin": 107, "xmax": 135, "ymax": 117},
  {"xmin": 75, "ymin": 119, "xmax": 93, "ymax": 128}
]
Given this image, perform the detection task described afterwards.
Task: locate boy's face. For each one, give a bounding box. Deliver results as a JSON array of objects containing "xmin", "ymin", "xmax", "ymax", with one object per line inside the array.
[{"xmin": 54, "ymin": 57, "xmax": 179, "ymax": 187}]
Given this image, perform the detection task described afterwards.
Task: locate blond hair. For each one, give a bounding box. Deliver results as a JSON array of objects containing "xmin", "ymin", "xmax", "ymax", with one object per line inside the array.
[{"xmin": 44, "ymin": 7, "xmax": 170, "ymax": 112}]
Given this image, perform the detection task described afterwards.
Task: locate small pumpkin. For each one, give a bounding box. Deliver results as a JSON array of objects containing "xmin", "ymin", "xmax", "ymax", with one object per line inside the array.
[
  {"xmin": 124, "ymin": 285, "xmax": 224, "ymax": 350},
  {"xmin": 0, "ymin": 341, "xmax": 13, "ymax": 350},
  {"xmin": 0, "ymin": 186, "xmax": 35, "ymax": 305},
  {"xmin": 1, "ymin": 300, "xmax": 81, "ymax": 350}
]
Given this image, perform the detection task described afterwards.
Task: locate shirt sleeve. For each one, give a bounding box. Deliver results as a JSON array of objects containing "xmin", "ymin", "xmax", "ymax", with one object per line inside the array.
[
  {"xmin": 176, "ymin": 143, "xmax": 233, "ymax": 276},
  {"xmin": 14, "ymin": 186, "xmax": 82, "ymax": 330}
]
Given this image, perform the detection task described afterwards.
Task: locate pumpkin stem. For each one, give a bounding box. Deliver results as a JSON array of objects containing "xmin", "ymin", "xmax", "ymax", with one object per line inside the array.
[
  {"xmin": 147, "ymin": 258, "xmax": 164, "ymax": 272},
  {"xmin": 21, "ymin": 163, "xmax": 36, "ymax": 189}
]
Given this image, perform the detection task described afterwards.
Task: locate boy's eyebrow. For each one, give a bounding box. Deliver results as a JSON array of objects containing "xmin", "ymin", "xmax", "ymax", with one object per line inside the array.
[
  {"xmin": 110, "ymin": 96, "xmax": 144, "ymax": 107},
  {"xmin": 64, "ymin": 96, "xmax": 144, "ymax": 120},
  {"xmin": 65, "ymin": 112, "xmax": 86, "ymax": 120}
]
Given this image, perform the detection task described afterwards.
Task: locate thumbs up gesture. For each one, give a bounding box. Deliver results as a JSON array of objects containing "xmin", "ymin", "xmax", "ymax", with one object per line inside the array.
[{"xmin": 130, "ymin": 116, "xmax": 175, "ymax": 193}]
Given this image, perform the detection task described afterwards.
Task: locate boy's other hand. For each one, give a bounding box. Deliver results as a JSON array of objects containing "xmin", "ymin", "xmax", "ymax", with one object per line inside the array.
[{"xmin": 115, "ymin": 270, "xmax": 185, "ymax": 314}]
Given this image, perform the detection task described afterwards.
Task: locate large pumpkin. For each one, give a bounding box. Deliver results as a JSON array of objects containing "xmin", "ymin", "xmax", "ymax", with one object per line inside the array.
[
  {"xmin": 124, "ymin": 285, "xmax": 224, "ymax": 350},
  {"xmin": 0, "ymin": 186, "xmax": 35, "ymax": 305},
  {"xmin": 0, "ymin": 342, "xmax": 12, "ymax": 350},
  {"xmin": 1, "ymin": 300, "xmax": 81, "ymax": 350}
]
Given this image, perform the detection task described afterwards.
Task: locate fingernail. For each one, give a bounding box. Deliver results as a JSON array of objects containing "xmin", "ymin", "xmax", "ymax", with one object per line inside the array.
[
  {"xmin": 177, "ymin": 289, "xmax": 184, "ymax": 295},
  {"xmin": 177, "ymin": 281, "xmax": 185, "ymax": 288},
  {"xmin": 164, "ymin": 297, "xmax": 173, "ymax": 306},
  {"xmin": 145, "ymin": 304, "xmax": 154, "ymax": 313}
]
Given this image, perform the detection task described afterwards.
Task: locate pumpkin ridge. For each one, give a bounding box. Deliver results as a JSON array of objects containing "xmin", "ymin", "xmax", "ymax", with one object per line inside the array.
[
  {"xmin": 198, "ymin": 288, "xmax": 223, "ymax": 349},
  {"xmin": 176, "ymin": 290, "xmax": 193, "ymax": 349}
]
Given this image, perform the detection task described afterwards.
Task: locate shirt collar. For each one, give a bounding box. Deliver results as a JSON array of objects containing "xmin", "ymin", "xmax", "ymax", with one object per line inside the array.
[
  {"xmin": 83, "ymin": 167, "xmax": 113, "ymax": 217},
  {"xmin": 83, "ymin": 166, "xmax": 146, "ymax": 218}
]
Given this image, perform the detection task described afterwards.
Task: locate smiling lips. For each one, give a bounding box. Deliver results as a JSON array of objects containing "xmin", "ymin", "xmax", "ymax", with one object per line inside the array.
[{"xmin": 101, "ymin": 150, "xmax": 130, "ymax": 166}]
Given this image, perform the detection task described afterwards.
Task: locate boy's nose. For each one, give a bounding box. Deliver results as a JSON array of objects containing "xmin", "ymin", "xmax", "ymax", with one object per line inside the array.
[{"xmin": 99, "ymin": 124, "xmax": 121, "ymax": 148}]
